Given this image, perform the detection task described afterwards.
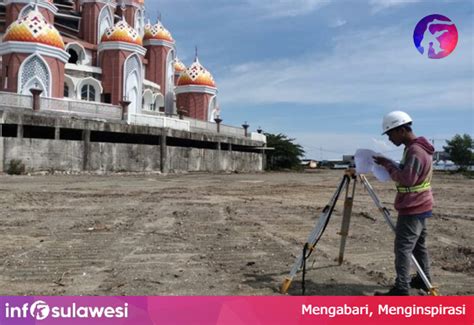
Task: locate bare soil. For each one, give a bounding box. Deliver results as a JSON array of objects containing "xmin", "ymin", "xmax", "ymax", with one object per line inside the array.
[{"xmin": 0, "ymin": 170, "xmax": 472, "ymax": 296}]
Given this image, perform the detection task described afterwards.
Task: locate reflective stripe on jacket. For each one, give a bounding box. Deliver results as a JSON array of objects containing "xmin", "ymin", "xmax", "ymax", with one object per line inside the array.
[{"xmin": 396, "ymin": 149, "xmax": 432, "ymax": 193}]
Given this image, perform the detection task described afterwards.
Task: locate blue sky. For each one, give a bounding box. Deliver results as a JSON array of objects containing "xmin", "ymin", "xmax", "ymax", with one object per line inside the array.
[{"xmin": 146, "ymin": 0, "xmax": 473, "ymax": 160}]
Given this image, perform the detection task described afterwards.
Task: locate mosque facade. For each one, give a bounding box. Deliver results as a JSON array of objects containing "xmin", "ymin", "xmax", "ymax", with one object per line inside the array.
[{"xmin": 0, "ymin": 0, "xmax": 220, "ymax": 123}]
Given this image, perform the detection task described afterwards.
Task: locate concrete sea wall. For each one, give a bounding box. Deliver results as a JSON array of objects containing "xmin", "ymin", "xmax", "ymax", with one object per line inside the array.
[{"xmin": 0, "ymin": 108, "xmax": 265, "ymax": 173}]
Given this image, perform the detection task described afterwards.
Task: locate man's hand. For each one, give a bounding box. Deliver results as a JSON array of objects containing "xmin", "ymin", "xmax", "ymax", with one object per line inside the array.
[{"xmin": 373, "ymin": 156, "xmax": 392, "ymax": 166}]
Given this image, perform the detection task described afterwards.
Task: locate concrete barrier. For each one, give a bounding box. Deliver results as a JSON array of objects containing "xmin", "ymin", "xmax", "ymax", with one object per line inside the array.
[{"xmin": 0, "ymin": 108, "xmax": 265, "ymax": 173}]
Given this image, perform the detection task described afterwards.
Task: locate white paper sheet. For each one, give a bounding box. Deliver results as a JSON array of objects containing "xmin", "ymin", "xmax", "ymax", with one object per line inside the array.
[{"xmin": 354, "ymin": 149, "xmax": 392, "ymax": 182}]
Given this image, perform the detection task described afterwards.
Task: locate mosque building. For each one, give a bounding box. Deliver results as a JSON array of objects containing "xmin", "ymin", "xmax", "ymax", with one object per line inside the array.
[
  {"xmin": 0, "ymin": 0, "xmax": 266, "ymax": 174},
  {"xmin": 0, "ymin": 0, "xmax": 220, "ymax": 122}
]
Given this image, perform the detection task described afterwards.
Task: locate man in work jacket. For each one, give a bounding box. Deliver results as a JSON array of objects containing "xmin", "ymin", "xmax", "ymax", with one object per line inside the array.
[{"xmin": 373, "ymin": 111, "xmax": 435, "ymax": 296}]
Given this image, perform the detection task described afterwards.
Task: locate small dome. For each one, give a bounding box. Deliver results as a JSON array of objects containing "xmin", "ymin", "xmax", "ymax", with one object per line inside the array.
[
  {"xmin": 177, "ymin": 58, "xmax": 216, "ymax": 88},
  {"xmin": 3, "ymin": 8, "xmax": 64, "ymax": 49},
  {"xmin": 174, "ymin": 57, "xmax": 186, "ymax": 74},
  {"xmin": 144, "ymin": 21, "xmax": 174, "ymax": 43},
  {"xmin": 101, "ymin": 19, "xmax": 142, "ymax": 46}
]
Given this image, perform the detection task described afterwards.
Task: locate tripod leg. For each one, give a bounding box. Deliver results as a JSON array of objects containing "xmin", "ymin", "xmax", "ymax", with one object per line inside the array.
[
  {"xmin": 281, "ymin": 175, "xmax": 349, "ymax": 294},
  {"xmin": 338, "ymin": 177, "xmax": 356, "ymax": 265},
  {"xmin": 359, "ymin": 175, "xmax": 439, "ymax": 296}
]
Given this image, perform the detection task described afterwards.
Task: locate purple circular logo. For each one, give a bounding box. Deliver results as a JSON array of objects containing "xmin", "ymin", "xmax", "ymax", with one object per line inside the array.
[{"xmin": 413, "ymin": 14, "xmax": 458, "ymax": 59}]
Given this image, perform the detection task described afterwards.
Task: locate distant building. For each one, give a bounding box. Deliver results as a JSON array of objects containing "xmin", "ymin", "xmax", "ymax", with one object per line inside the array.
[
  {"xmin": 433, "ymin": 151, "xmax": 450, "ymax": 162},
  {"xmin": 342, "ymin": 155, "xmax": 355, "ymax": 164}
]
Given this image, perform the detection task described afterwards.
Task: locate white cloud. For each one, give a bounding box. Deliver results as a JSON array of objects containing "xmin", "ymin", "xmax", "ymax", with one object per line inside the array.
[
  {"xmin": 217, "ymin": 25, "xmax": 473, "ymax": 112},
  {"xmin": 368, "ymin": 0, "xmax": 422, "ymax": 13},
  {"xmin": 329, "ymin": 18, "xmax": 347, "ymax": 28},
  {"xmin": 246, "ymin": 0, "xmax": 330, "ymax": 18}
]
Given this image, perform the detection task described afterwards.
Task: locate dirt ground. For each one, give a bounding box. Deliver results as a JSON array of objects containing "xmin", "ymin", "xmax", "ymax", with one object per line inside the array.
[{"xmin": 0, "ymin": 169, "xmax": 472, "ymax": 296}]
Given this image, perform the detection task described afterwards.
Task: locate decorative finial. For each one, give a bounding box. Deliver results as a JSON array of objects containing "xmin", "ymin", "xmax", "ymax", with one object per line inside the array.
[{"xmin": 194, "ymin": 46, "xmax": 198, "ymax": 62}]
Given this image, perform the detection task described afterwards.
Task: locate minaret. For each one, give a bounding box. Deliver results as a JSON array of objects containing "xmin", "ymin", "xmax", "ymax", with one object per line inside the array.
[
  {"xmin": 4, "ymin": 0, "xmax": 58, "ymax": 26},
  {"xmin": 79, "ymin": 0, "xmax": 116, "ymax": 46},
  {"xmin": 98, "ymin": 17, "xmax": 146, "ymax": 116},
  {"xmin": 175, "ymin": 54, "xmax": 218, "ymax": 121},
  {"xmin": 143, "ymin": 19, "xmax": 176, "ymax": 114},
  {"xmin": 0, "ymin": 6, "xmax": 69, "ymax": 98}
]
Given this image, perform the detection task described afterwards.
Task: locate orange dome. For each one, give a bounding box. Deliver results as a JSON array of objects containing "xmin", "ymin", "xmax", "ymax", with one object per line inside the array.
[
  {"xmin": 174, "ymin": 57, "xmax": 186, "ymax": 73},
  {"xmin": 144, "ymin": 21, "xmax": 174, "ymax": 43},
  {"xmin": 101, "ymin": 19, "xmax": 142, "ymax": 46},
  {"xmin": 3, "ymin": 9, "xmax": 64, "ymax": 49},
  {"xmin": 177, "ymin": 58, "xmax": 216, "ymax": 88}
]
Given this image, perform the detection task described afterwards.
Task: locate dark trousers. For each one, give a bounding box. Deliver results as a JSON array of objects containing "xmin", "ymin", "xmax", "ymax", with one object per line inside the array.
[{"xmin": 394, "ymin": 215, "xmax": 431, "ymax": 290}]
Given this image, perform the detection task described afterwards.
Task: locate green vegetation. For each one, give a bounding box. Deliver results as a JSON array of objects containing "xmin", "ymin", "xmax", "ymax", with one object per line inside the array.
[
  {"xmin": 7, "ymin": 159, "xmax": 26, "ymax": 175},
  {"xmin": 443, "ymin": 134, "xmax": 473, "ymax": 171},
  {"xmin": 264, "ymin": 133, "xmax": 305, "ymax": 171}
]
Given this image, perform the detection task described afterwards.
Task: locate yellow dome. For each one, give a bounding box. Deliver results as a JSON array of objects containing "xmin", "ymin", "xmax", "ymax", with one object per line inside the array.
[
  {"xmin": 144, "ymin": 21, "xmax": 174, "ymax": 43},
  {"xmin": 177, "ymin": 58, "xmax": 216, "ymax": 88},
  {"xmin": 3, "ymin": 9, "xmax": 65, "ymax": 49},
  {"xmin": 174, "ymin": 57, "xmax": 186, "ymax": 73},
  {"xmin": 101, "ymin": 19, "xmax": 142, "ymax": 46}
]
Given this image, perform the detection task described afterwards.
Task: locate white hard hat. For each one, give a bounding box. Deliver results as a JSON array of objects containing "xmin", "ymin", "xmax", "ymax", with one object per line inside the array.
[{"xmin": 382, "ymin": 111, "xmax": 413, "ymax": 135}]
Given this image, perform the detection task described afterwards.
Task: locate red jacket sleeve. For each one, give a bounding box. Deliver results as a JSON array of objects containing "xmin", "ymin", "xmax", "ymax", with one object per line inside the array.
[{"xmin": 382, "ymin": 146, "xmax": 425, "ymax": 186}]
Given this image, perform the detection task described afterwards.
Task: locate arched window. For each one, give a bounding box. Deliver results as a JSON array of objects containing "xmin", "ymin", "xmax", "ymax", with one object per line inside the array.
[
  {"xmin": 208, "ymin": 95, "xmax": 219, "ymax": 122},
  {"xmin": 154, "ymin": 94, "xmax": 165, "ymax": 112},
  {"xmin": 98, "ymin": 6, "xmax": 113, "ymax": 42},
  {"xmin": 81, "ymin": 84, "xmax": 96, "ymax": 102},
  {"xmin": 78, "ymin": 77, "xmax": 102, "ymax": 102},
  {"xmin": 65, "ymin": 43, "xmax": 87, "ymax": 65},
  {"xmin": 143, "ymin": 90, "xmax": 154, "ymax": 111},
  {"xmin": 68, "ymin": 49, "xmax": 79, "ymax": 64},
  {"xmin": 124, "ymin": 54, "xmax": 142, "ymax": 114},
  {"xmin": 19, "ymin": 54, "xmax": 50, "ymax": 97},
  {"xmin": 64, "ymin": 75, "xmax": 76, "ymax": 99},
  {"xmin": 135, "ymin": 9, "xmax": 145, "ymax": 36}
]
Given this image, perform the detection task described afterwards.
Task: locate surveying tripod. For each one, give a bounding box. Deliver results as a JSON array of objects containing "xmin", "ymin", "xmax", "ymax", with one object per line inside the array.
[{"xmin": 280, "ymin": 168, "xmax": 439, "ymax": 296}]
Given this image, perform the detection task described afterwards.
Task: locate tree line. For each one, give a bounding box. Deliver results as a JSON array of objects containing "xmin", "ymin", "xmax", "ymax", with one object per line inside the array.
[{"xmin": 264, "ymin": 132, "xmax": 473, "ymax": 172}]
